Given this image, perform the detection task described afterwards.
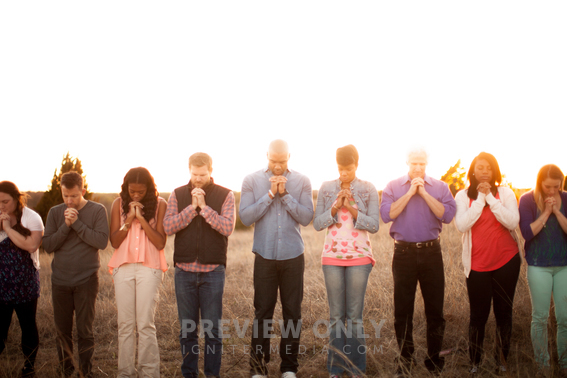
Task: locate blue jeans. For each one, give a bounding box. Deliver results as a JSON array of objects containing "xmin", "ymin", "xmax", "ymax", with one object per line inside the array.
[
  {"xmin": 323, "ymin": 264, "xmax": 372, "ymax": 376},
  {"xmin": 175, "ymin": 265, "xmax": 225, "ymax": 378},
  {"xmin": 527, "ymin": 265, "xmax": 567, "ymax": 369}
]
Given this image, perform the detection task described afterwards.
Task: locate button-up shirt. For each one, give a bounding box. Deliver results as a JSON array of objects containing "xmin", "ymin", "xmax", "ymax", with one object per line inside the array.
[
  {"xmin": 239, "ymin": 167, "xmax": 314, "ymax": 260},
  {"xmin": 163, "ymin": 187, "xmax": 235, "ymax": 272},
  {"xmin": 380, "ymin": 174, "xmax": 456, "ymax": 242}
]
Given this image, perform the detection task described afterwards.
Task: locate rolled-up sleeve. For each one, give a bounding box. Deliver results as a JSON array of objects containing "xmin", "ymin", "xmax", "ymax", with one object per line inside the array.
[
  {"xmin": 438, "ymin": 183, "xmax": 456, "ymax": 223},
  {"xmin": 281, "ymin": 176, "xmax": 313, "ymax": 227},
  {"xmin": 239, "ymin": 175, "xmax": 273, "ymax": 227},
  {"xmin": 379, "ymin": 183, "xmax": 394, "ymax": 224}
]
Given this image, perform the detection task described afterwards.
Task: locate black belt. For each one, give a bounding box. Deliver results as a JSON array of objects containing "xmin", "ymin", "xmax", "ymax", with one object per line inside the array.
[{"xmin": 394, "ymin": 238, "xmax": 440, "ymax": 249}]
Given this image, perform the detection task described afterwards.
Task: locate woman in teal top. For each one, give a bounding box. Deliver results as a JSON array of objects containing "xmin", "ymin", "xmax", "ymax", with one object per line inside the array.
[{"xmin": 519, "ymin": 164, "xmax": 567, "ymax": 375}]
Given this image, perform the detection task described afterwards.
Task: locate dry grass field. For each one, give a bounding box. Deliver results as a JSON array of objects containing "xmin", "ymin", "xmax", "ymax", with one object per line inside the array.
[{"xmin": 0, "ymin": 220, "xmax": 559, "ymax": 377}]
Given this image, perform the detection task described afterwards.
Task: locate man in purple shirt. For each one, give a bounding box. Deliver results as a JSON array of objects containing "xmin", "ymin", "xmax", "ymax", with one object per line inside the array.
[{"xmin": 380, "ymin": 148, "xmax": 456, "ymax": 376}]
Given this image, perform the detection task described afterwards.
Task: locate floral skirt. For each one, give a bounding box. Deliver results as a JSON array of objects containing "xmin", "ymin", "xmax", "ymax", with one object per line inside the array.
[{"xmin": 0, "ymin": 237, "xmax": 40, "ymax": 305}]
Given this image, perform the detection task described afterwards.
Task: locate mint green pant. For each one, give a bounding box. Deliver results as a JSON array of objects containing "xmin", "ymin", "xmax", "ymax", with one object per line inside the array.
[{"xmin": 527, "ymin": 265, "xmax": 567, "ymax": 369}]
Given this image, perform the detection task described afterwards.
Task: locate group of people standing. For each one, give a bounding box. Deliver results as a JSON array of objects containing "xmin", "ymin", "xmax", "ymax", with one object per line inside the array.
[{"xmin": 0, "ymin": 140, "xmax": 565, "ymax": 378}]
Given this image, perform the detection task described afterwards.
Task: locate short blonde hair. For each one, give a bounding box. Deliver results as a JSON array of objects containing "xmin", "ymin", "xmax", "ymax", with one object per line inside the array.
[{"xmin": 189, "ymin": 152, "xmax": 213, "ymax": 171}]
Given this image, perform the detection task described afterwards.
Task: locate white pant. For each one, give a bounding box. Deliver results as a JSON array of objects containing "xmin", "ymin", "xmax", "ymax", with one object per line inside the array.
[{"xmin": 113, "ymin": 263, "xmax": 163, "ymax": 377}]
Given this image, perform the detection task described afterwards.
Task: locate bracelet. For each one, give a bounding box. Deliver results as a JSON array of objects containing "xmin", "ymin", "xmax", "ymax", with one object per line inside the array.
[
  {"xmin": 332, "ymin": 205, "xmax": 339, "ymax": 210},
  {"xmin": 268, "ymin": 190, "xmax": 274, "ymax": 199},
  {"xmin": 541, "ymin": 219, "xmax": 546, "ymax": 228},
  {"xmin": 120, "ymin": 223, "xmax": 131, "ymax": 231}
]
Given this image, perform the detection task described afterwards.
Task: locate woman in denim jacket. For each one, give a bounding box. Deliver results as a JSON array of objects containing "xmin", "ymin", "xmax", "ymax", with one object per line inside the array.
[{"xmin": 313, "ymin": 145, "xmax": 380, "ymax": 378}]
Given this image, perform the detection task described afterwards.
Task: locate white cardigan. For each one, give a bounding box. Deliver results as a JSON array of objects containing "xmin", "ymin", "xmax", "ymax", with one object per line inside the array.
[{"xmin": 455, "ymin": 187, "xmax": 522, "ymax": 277}]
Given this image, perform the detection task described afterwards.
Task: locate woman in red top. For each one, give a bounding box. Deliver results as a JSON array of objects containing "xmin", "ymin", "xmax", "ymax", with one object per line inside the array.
[{"xmin": 455, "ymin": 152, "xmax": 522, "ymax": 375}]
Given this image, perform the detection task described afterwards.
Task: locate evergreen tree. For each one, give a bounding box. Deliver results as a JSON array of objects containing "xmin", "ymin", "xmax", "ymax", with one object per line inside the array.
[
  {"xmin": 440, "ymin": 159, "xmax": 466, "ymax": 196},
  {"xmin": 35, "ymin": 152, "xmax": 91, "ymax": 223}
]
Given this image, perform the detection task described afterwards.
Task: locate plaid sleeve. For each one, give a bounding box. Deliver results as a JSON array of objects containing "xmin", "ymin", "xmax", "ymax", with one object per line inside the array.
[
  {"xmin": 163, "ymin": 190, "xmax": 198, "ymax": 235},
  {"xmin": 200, "ymin": 191, "xmax": 236, "ymax": 237}
]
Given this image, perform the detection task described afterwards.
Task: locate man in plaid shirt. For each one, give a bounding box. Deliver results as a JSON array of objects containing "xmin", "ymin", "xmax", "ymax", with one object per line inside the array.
[{"xmin": 164, "ymin": 152, "xmax": 236, "ymax": 378}]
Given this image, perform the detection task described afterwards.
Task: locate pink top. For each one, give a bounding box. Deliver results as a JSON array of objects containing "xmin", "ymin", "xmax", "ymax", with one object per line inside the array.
[
  {"xmin": 321, "ymin": 199, "xmax": 375, "ymax": 267},
  {"xmin": 108, "ymin": 197, "xmax": 168, "ymax": 273}
]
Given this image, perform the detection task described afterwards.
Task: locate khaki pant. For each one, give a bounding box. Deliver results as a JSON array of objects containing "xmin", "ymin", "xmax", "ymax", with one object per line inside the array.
[{"xmin": 113, "ymin": 263, "xmax": 163, "ymax": 377}]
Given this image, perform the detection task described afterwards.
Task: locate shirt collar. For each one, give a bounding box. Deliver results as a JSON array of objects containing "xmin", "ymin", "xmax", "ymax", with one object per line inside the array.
[
  {"xmin": 264, "ymin": 165, "xmax": 291, "ymax": 177},
  {"xmin": 402, "ymin": 173, "xmax": 432, "ymax": 185}
]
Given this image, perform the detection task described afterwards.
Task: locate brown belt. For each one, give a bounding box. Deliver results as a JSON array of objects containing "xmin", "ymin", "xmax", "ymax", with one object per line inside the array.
[{"xmin": 394, "ymin": 238, "xmax": 440, "ymax": 249}]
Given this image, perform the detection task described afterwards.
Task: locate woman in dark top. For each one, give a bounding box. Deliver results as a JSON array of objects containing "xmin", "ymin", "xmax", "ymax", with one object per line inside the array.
[
  {"xmin": 519, "ymin": 164, "xmax": 567, "ymax": 376},
  {"xmin": 0, "ymin": 181, "xmax": 44, "ymax": 377}
]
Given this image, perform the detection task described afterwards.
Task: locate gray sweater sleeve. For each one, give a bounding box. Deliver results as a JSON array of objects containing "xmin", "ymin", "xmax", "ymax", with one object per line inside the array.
[
  {"xmin": 70, "ymin": 205, "xmax": 109, "ymax": 250},
  {"xmin": 43, "ymin": 205, "xmax": 71, "ymax": 253}
]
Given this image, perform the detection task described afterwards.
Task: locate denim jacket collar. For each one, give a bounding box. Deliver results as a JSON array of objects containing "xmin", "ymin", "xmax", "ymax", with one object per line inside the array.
[{"xmin": 335, "ymin": 177, "xmax": 359, "ymax": 191}]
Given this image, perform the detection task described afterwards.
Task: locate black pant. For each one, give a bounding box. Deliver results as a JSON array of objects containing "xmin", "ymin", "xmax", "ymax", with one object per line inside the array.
[
  {"xmin": 392, "ymin": 242, "xmax": 445, "ymax": 371},
  {"xmin": 466, "ymin": 253, "xmax": 521, "ymax": 365},
  {"xmin": 52, "ymin": 273, "xmax": 99, "ymax": 377},
  {"xmin": 0, "ymin": 299, "xmax": 39, "ymax": 372},
  {"xmin": 250, "ymin": 253, "xmax": 304, "ymax": 375}
]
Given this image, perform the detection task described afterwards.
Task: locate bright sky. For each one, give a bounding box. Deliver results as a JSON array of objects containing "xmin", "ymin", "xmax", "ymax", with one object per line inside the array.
[{"xmin": 2, "ymin": 2, "xmax": 566, "ymax": 194}]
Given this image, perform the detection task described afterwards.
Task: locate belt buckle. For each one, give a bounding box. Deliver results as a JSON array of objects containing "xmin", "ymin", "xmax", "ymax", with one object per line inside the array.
[{"xmin": 415, "ymin": 242, "xmax": 423, "ymax": 248}]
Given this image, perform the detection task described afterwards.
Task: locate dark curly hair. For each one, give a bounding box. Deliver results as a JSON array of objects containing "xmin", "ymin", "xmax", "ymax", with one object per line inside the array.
[
  {"xmin": 119, "ymin": 167, "xmax": 158, "ymax": 222},
  {"xmin": 0, "ymin": 181, "xmax": 31, "ymax": 237},
  {"xmin": 466, "ymin": 152, "xmax": 502, "ymax": 201}
]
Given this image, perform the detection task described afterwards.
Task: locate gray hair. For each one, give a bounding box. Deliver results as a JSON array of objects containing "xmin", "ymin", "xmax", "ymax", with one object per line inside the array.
[{"xmin": 406, "ymin": 146, "xmax": 429, "ymax": 163}]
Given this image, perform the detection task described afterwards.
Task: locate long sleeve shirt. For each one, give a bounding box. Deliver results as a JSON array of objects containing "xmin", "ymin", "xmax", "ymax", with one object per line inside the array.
[
  {"xmin": 239, "ymin": 168, "xmax": 314, "ymax": 260},
  {"xmin": 164, "ymin": 189, "xmax": 235, "ymax": 272},
  {"xmin": 380, "ymin": 174, "xmax": 456, "ymax": 242},
  {"xmin": 43, "ymin": 201, "xmax": 109, "ymax": 286},
  {"xmin": 519, "ymin": 191, "xmax": 567, "ymax": 266},
  {"xmin": 455, "ymin": 187, "xmax": 522, "ymax": 277}
]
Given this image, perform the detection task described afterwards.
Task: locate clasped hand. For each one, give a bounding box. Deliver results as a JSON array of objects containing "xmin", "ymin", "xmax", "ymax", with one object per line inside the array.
[
  {"xmin": 335, "ymin": 189, "xmax": 352, "ymax": 209},
  {"xmin": 0, "ymin": 212, "xmax": 10, "ymax": 231},
  {"xmin": 64, "ymin": 208, "xmax": 79, "ymax": 227},
  {"xmin": 127, "ymin": 201, "xmax": 145, "ymax": 223},
  {"xmin": 269, "ymin": 176, "xmax": 287, "ymax": 195},
  {"xmin": 409, "ymin": 178, "xmax": 426, "ymax": 197},
  {"xmin": 192, "ymin": 188, "xmax": 207, "ymax": 209},
  {"xmin": 476, "ymin": 182, "xmax": 492, "ymax": 196},
  {"xmin": 544, "ymin": 196, "xmax": 558, "ymax": 215}
]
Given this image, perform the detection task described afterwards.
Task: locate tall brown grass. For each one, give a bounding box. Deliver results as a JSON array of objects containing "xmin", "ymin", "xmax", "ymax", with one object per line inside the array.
[{"xmin": 0, "ymin": 221, "xmax": 558, "ymax": 377}]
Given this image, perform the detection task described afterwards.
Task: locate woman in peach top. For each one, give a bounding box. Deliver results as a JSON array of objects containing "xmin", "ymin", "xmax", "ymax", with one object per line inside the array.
[{"xmin": 109, "ymin": 167, "xmax": 167, "ymax": 377}]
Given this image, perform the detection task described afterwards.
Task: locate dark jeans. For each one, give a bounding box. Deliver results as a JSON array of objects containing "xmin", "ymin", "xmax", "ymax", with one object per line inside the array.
[
  {"xmin": 175, "ymin": 265, "xmax": 225, "ymax": 378},
  {"xmin": 0, "ymin": 299, "xmax": 39, "ymax": 372},
  {"xmin": 392, "ymin": 242, "xmax": 445, "ymax": 371},
  {"xmin": 52, "ymin": 272, "xmax": 99, "ymax": 377},
  {"xmin": 250, "ymin": 253, "xmax": 304, "ymax": 375},
  {"xmin": 466, "ymin": 253, "xmax": 521, "ymax": 365}
]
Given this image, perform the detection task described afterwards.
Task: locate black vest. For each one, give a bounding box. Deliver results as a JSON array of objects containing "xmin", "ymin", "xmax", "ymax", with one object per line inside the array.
[{"xmin": 173, "ymin": 179, "xmax": 231, "ymax": 266}]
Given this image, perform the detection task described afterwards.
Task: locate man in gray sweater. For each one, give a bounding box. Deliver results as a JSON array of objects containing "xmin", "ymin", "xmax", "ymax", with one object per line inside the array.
[{"xmin": 43, "ymin": 171, "xmax": 109, "ymax": 378}]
